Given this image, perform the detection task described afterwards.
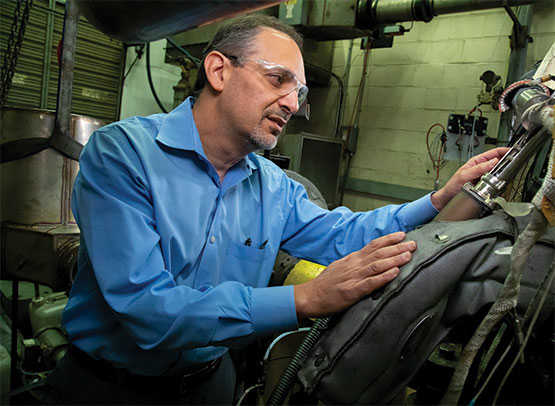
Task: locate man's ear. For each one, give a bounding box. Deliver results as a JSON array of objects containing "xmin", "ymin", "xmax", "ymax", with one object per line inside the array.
[{"xmin": 203, "ymin": 51, "xmax": 228, "ymax": 93}]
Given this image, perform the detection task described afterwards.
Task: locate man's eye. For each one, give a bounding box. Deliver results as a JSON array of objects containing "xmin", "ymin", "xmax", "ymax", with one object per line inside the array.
[{"xmin": 267, "ymin": 73, "xmax": 285, "ymax": 87}]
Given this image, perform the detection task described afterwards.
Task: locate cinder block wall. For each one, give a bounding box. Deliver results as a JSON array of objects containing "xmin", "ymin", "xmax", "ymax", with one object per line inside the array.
[
  {"xmin": 333, "ymin": 1, "xmax": 555, "ymax": 211},
  {"xmin": 120, "ymin": 40, "xmax": 181, "ymax": 119}
]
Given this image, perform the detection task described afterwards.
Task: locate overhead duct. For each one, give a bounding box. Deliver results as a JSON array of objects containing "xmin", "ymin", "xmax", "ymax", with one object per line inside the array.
[
  {"xmin": 357, "ymin": 0, "xmax": 537, "ymax": 27},
  {"xmin": 281, "ymin": 0, "xmax": 537, "ymax": 41}
]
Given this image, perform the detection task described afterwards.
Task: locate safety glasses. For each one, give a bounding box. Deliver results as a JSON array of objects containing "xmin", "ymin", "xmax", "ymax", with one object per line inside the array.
[{"xmin": 221, "ymin": 52, "xmax": 308, "ymax": 107}]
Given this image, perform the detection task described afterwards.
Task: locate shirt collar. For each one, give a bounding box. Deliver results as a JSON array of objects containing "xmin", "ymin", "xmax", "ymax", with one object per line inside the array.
[
  {"xmin": 243, "ymin": 153, "xmax": 258, "ymax": 171},
  {"xmin": 156, "ymin": 97, "xmax": 257, "ymax": 171},
  {"xmin": 156, "ymin": 97, "xmax": 203, "ymax": 155}
]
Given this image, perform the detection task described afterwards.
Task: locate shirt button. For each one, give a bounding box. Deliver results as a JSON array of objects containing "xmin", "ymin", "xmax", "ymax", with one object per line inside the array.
[{"xmin": 210, "ymin": 236, "xmax": 216, "ymax": 244}]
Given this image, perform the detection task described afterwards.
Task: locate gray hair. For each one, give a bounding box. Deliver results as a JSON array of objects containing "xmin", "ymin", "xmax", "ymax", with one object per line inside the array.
[{"xmin": 193, "ymin": 14, "xmax": 303, "ymax": 94}]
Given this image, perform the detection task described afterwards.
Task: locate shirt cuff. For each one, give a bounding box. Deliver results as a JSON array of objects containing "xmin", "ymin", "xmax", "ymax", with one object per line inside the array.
[
  {"xmin": 400, "ymin": 192, "xmax": 439, "ymax": 229},
  {"xmin": 251, "ymin": 285, "xmax": 298, "ymax": 336}
]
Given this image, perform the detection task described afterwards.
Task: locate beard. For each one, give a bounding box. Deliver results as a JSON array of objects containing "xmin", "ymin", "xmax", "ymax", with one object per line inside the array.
[
  {"xmin": 246, "ymin": 109, "xmax": 289, "ymax": 150},
  {"xmin": 248, "ymin": 124, "xmax": 279, "ymax": 150}
]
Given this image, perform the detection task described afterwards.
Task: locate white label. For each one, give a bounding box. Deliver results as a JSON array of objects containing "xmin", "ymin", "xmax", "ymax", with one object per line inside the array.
[
  {"xmin": 285, "ymin": 0, "xmax": 297, "ymax": 19},
  {"xmin": 82, "ymin": 87, "xmax": 111, "ymax": 101},
  {"xmin": 12, "ymin": 73, "xmax": 25, "ymax": 85}
]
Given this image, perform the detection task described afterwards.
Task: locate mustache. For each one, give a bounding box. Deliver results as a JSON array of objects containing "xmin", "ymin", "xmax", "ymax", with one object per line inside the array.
[{"xmin": 264, "ymin": 109, "xmax": 291, "ymax": 122}]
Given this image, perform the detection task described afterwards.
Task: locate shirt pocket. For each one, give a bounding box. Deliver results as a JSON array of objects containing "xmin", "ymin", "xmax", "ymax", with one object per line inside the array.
[
  {"xmin": 225, "ymin": 241, "xmax": 273, "ymax": 287},
  {"xmin": 227, "ymin": 240, "xmax": 270, "ymax": 263}
]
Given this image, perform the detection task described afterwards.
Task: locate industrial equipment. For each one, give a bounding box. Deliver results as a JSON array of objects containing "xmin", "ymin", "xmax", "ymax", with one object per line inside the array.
[
  {"xmin": 264, "ymin": 44, "xmax": 555, "ymax": 405},
  {"xmin": 74, "ymin": 0, "xmax": 537, "ymax": 43},
  {"xmin": 1, "ymin": 1, "xmax": 553, "ymax": 405},
  {"xmin": 294, "ymin": 212, "xmax": 554, "ymax": 405},
  {"xmin": 278, "ymin": 133, "xmax": 343, "ymax": 208},
  {"xmin": 435, "ymin": 55, "xmax": 555, "ymax": 221}
]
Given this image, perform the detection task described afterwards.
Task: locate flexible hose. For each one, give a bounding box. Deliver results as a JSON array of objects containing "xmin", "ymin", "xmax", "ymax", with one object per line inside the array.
[
  {"xmin": 236, "ymin": 384, "xmax": 263, "ymax": 406},
  {"xmin": 146, "ymin": 42, "xmax": 169, "ymax": 113},
  {"xmin": 266, "ymin": 317, "xmax": 330, "ymax": 406}
]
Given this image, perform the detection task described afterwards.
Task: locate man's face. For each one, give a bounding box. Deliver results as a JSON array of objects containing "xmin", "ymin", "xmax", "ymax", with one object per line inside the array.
[{"xmin": 224, "ymin": 28, "xmax": 306, "ymax": 150}]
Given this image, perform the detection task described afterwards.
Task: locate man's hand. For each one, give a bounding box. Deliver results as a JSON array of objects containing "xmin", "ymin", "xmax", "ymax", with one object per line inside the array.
[
  {"xmin": 431, "ymin": 147, "xmax": 509, "ymax": 211},
  {"xmin": 294, "ymin": 232, "xmax": 416, "ymax": 320}
]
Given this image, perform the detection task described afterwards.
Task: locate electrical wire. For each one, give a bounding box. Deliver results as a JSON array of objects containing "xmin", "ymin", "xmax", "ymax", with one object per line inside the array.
[
  {"xmin": 492, "ymin": 253, "xmax": 555, "ymax": 405},
  {"xmin": 235, "ymin": 383, "xmax": 263, "ymax": 406},
  {"xmin": 469, "ymin": 340, "xmax": 514, "ymax": 405},
  {"xmin": 123, "ymin": 46, "xmax": 142, "ymax": 82},
  {"xmin": 441, "ymin": 209, "xmax": 548, "ymax": 405},
  {"xmin": 468, "ymin": 105, "xmax": 483, "ymax": 117},
  {"xmin": 146, "ymin": 42, "xmax": 169, "ymax": 114},
  {"xmin": 329, "ymin": 70, "xmax": 344, "ymax": 138},
  {"xmin": 348, "ymin": 44, "xmax": 371, "ymax": 128},
  {"xmin": 266, "ymin": 317, "xmax": 331, "ymax": 406},
  {"xmin": 338, "ymin": 39, "xmax": 355, "ymax": 205},
  {"xmin": 426, "ymin": 123, "xmax": 446, "ymax": 189},
  {"xmin": 509, "ymin": 162, "xmax": 530, "ymax": 201},
  {"xmin": 340, "ymin": 40, "xmax": 371, "ymax": 205},
  {"xmin": 304, "ymin": 62, "xmax": 344, "ymax": 138}
]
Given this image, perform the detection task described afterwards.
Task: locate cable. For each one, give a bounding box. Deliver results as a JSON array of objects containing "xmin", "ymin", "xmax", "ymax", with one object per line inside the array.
[
  {"xmin": 236, "ymin": 383, "xmax": 263, "ymax": 406},
  {"xmin": 426, "ymin": 123, "xmax": 446, "ymax": 190},
  {"xmin": 304, "ymin": 62, "xmax": 344, "ymax": 139},
  {"xmin": 492, "ymin": 250, "xmax": 555, "ymax": 406},
  {"xmin": 509, "ymin": 160, "xmax": 531, "ymax": 201},
  {"xmin": 470, "ymin": 339, "xmax": 514, "ymax": 405},
  {"xmin": 340, "ymin": 41, "xmax": 371, "ymax": 205},
  {"xmin": 123, "ymin": 45, "xmax": 144, "ymax": 82},
  {"xmin": 329, "ymin": 70, "xmax": 344, "ymax": 138},
  {"xmin": 468, "ymin": 105, "xmax": 483, "ymax": 117},
  {"xmin": 146, "ymin": 42, "xmax": 169, "ymax": 114},
  {"xmin": 441, "ymin": 209, "xmax": 548, "ymax": 405},
  {"xmin": 266, "ymin": 317, "xmax": 330, "ymax": 406}
]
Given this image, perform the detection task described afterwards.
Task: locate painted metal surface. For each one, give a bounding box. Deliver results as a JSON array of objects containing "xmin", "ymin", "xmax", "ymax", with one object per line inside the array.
[
  {"xmin": 75, "ymin": 0, "xmax": 285, "ymax": 43},
  {"xmin": 0, "ymin": 107, "xmax": 106, "ymax": 224}
]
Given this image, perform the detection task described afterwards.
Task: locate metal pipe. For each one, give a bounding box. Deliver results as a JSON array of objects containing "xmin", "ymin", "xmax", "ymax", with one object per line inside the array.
[
  {"xmin": 55, "ymin": 0, "xmax": 79, "ymax": 139},
  {"xmin": 358, "ymin": 0, "xmax": 536, "ymax": 27},
  {"xmin": 498, "ymin": 5, "xmax": 534, "ymax": 145},
  {"xmin": 432, "ymin": 0, "xmax": 535, "ymax": 15},
  {"xmin": 435, "ymin": 128, "xmax": 551, "ymax": 221},
  {"xmin": 55, "ymin": 0, "xmax": 80, "ymax": 225}
]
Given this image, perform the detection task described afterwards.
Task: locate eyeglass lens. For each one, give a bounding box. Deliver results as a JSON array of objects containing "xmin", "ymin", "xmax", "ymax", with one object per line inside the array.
[{"xmin": 263, "ymin": 66, "xmax": 308, "ymax": 105}]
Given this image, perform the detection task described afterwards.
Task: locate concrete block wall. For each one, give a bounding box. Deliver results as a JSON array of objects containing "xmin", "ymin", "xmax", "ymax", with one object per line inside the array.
[
  {"xmin": 120, "ymin": 40, "xmax": 181, "ymax": 120},
  {"xmin": 333, "ymin": 2, "xmax": 555, "ymax": 212}
]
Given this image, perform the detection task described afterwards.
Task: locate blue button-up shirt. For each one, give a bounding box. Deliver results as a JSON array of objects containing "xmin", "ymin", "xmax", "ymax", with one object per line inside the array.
[{"xmin": 63, "ymin": 98, "xmax": 438, "ymax": 375}]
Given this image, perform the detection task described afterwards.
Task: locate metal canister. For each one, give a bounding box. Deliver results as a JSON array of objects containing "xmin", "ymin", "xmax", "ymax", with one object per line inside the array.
[{"xmin": 0, "ymin": 107, "xmax": 107, "ymax": 225}]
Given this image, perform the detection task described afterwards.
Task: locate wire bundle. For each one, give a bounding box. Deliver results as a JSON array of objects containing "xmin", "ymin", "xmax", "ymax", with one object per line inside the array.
[{"xmin": 426, "ymin": 123, "xmax": 447, "ymax": 190}]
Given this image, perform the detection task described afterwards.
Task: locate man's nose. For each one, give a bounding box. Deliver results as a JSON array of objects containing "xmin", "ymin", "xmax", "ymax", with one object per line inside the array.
[{"xmin": 278, "ymin": 89, "xmax": 299, "ymax": 115}]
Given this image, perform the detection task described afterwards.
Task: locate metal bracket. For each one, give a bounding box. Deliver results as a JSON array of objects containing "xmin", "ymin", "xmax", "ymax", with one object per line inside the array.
[{"xmin": 504, "ymin": 5, "xmax": 532, "ymax": 50}]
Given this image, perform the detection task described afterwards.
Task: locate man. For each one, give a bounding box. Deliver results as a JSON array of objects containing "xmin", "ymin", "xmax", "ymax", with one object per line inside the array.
[{"xmin": 46, "ymin": 14, "xmax": 506, "ymax": 405}]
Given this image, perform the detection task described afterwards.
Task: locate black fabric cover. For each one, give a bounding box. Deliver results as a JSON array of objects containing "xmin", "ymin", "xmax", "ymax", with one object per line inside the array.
[{"xmin": 298, "ymin": 212, "xmax": 555, "ymax": 404}]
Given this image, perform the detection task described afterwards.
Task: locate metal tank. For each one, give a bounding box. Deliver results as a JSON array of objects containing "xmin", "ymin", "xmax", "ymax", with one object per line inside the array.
[
  {"xmin": 0, "ymin": 108, "xmax": 106, "ymax": 289},
  {"xmin": 1, "ymin": 107, "xmax": 106, "ymax": 225}
]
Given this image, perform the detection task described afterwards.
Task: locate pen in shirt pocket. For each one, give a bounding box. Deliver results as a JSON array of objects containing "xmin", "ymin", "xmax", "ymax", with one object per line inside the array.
[{"xmin": 259, "ymin": 239, "xmax": 268, "ymax": 249}]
